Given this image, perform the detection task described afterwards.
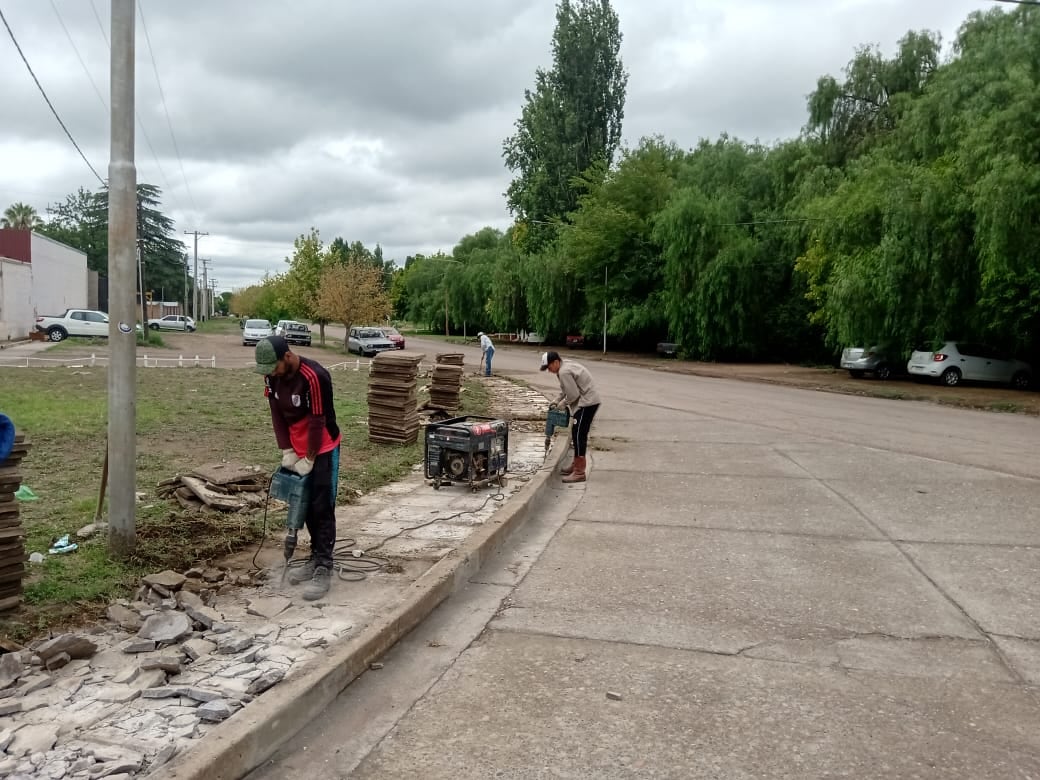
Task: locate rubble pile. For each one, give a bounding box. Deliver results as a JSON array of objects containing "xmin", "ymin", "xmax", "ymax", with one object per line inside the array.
[
  {"xmin": 0, "ymin": 432, "xmax": 30, "ymax": 613},
  {"xmin": 156, "ymin": 462, "xmax": 269, "ymax": 512},
  {"xmin": 425, "ymin": 353, "xmax": 465, "ymax": 413},
  {"xmin": 367, "ymin": 350, "xmax": 425, "ymax": 444},
  {"xmin": 0, "ymin": 566, "xmax": 351, "ymax": 778}
]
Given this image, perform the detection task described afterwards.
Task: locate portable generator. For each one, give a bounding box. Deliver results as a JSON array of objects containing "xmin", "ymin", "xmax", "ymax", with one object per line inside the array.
[{"xmin": 424, "ymin": 415, "xmax": 509, "ymax": 490}]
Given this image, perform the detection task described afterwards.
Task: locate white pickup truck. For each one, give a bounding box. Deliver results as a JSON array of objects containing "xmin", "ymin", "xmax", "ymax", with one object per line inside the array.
[{"xmin": 35, "ymin": 309, "xmax": 112, "ymax": 342}]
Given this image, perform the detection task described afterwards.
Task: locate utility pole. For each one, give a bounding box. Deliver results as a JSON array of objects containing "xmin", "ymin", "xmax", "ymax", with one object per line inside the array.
[
  {"xmin": 183, "ymin": 230, "xmax": 207, "ymax": 321},
  {"xmin": 182, "ymin": 253, "xmax": 188, "ymax": 318},
  {"xmin": 107, "ymin": 0, "xmax": 137, "ymax": 558},
  {"xmin": 136, "ymin": 239, "xmax": 146, "ymax": 327},
  {"xmin": 200, "ymin": 258, "xmax": 210, "ymax": 321}
]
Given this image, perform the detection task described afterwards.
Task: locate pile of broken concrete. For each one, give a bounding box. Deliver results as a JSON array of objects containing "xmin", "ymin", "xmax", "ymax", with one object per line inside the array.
[{"xmin": 0, "ymin": 567, "xmax": 352, "ymax": 779}]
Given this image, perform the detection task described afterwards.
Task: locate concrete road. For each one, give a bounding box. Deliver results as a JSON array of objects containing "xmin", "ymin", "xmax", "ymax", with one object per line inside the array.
[{"xmin": 249, "ymin": 336, "xmax": 1040, "ymax": 779}]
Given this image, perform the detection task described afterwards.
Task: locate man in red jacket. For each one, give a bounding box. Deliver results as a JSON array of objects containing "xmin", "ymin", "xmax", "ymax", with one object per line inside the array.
[{"xmin": 255, "ymin": 335, "xmax": 342, "ymax": 600}]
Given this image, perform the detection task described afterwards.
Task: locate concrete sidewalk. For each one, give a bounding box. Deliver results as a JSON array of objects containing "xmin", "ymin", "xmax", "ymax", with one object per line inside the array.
[{"xmin": 0, "ymin": 378, "xmax": 563, "ymax": 779}]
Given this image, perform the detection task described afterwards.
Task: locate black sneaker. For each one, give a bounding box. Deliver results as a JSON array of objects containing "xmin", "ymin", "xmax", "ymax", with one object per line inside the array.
[
  {"xmin": 302, "ymin": 566, "xmax": 331, "ymax": 601},
  {"xmin": 287, "ymin": 558, "xmax": 317, "ymax": 585}
]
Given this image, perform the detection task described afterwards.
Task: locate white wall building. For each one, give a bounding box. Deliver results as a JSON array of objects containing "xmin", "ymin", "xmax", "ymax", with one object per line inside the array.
[{"xmin": 0, "ymin": 229, "xmax": 89, "ymax": 342}]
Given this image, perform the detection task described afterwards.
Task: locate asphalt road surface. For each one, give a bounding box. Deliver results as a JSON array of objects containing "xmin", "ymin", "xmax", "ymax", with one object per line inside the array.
[{"xmin": 245, "ymin": 334, "xmax": 1040, "ymax": 779}]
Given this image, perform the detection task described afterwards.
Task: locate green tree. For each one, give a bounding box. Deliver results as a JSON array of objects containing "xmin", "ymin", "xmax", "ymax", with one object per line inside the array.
[
  {"xmin": 503, "ymin": 0, "xmax": 628, "ymax": 251},
  {"xmin": 2, "ymin": 202, "xmax": 43, "ymax": 230},
  {"xmin": 315, "ymin": 262, "xmax": 391, "ymax": 348},
  {"xmin": 283, "ymin": 228, "xmax": 333, "ymax": 344}
]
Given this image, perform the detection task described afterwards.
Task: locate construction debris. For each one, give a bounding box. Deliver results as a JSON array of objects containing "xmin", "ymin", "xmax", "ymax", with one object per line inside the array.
[
  {"xmin": 0, "ymin": 432, "xmax": 30, "ymax": 613},
  {"xmin": 156, "ymin": 463, "xmax": 269, "ymax": 512},
  {"xmin": 368, "ymin": 350, "xmax": 425, "ymax": 445}
]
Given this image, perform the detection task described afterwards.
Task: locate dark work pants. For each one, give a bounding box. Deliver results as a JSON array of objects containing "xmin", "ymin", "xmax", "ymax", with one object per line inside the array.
[
  {"xmin": 571, "ymin": 404, "xmax": 599, "ymax": 457},
  {"xmin": 306, "ymin": 447, "xmax": 339, "ymax": 568}
]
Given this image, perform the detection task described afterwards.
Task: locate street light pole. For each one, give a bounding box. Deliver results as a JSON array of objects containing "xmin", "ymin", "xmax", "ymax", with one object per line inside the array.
[{"xmin": 603, "ymin": 265, "xmax": 607, "ymax": 354}]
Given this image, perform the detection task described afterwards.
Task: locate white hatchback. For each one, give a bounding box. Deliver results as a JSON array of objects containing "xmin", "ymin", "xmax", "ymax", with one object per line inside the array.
[
  {"xmin": 242, "ymin": 319, "xmax": 273, "ymax": 346},
  {"xmin": 907, "ymin": 341, "xmax": 1031, "ymax": 388}
]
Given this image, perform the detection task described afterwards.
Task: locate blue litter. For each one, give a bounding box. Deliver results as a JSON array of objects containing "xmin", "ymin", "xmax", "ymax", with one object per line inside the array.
[{"xmin": 49, "ymin": 534, "xmax": 78, "ymax": 555}]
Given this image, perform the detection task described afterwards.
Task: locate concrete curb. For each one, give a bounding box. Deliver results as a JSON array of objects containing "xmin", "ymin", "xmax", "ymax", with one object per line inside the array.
[{"xmin": 158, "ymin": 438, "xmax": 568, "ymax": 780}]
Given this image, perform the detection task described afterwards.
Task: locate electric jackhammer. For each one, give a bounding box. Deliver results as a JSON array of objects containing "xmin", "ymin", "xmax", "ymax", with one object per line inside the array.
[
  {"xmin": 268, "ymin": 467, "xmax": 311, "ymax": 582},
  {"xmin": 544, "ymin": 406, "xmax": 570, "ymax": 455}
]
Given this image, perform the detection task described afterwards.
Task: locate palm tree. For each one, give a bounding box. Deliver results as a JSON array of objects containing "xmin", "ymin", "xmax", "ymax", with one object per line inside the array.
[{"xmin": 1, "ymin": 202, "xmax": 43, "ymax": 230}]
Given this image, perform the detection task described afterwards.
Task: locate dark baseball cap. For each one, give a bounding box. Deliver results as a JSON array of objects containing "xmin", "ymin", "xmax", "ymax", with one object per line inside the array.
[
  {"xmin": 254, "ymin": 335, "xmax": 289, "ymax": 374},
  {"xmin": 539, "ymin": 350, "xmax": 561, "ymax": 371}
]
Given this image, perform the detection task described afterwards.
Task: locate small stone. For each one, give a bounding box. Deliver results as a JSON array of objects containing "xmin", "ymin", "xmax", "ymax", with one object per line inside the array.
[
  {"xmin": 201, "ymin": 569, "xmax": 224, "ymax": 584},
  {"xmin": 140, "ymin": 687, "xmax": 180, "ymax": 700},
  {"xmin": 35, "ymin": 633, "xmax": 98, "ymax": 662},
  {"xmin": 151, "ymin": 743, "xmax": 178, "ymax": 769},
  {"xmin": 181, "ymin": 579, "xmax": 205, "ymax": 594},
  {"xmin": 18, "ymin": 674, "xmax": 53, "ymax": 694},
  {"xmin": 112, "ymin": 666, "xmax": 139, "ymax": 684},
  {"xmin": 206, "ymin": 621, "xmax": 233, "ymax": 635},
  {"xmin": 141, "ymin": 655, "xmax": 182, "ymax": 674},
  {"xmin": 179, "ymin": 686, "xmax": 220, "ymax": 703},
  {"xmin": 95, "ymin": 685, "xmax": 141, "ymax": 703},
  {"xmin": 181, "ymin": 638, "xmax": 216, "ymax": 661},
  {"xmin": 606, "ymin": 691, "xmax": 623, "ymax": 701},
  {"xmin": 107, "ymin": 604, "xmax": 143, "ymax": 632},
  {"xmin": 0, "ymin": 700, "xmax": 20, "ymax": 716},
  {"xmin": 44, "ymin": 651, "xmax": 72, "ymax": 671},
  {"xmin": 245, "ymin": 668, "xmax": 285, "ymax": 695},
  {"xmin": 184, "ymin": 567, "xmax": 204, "ymax": 579},
  {"xmin": 176, "ymin": 590, "xmax": 204, "ymax": 611},
  {"xmin": 70, "ymin": 757, "xmax": 95, "ymax": 772},
  {"xmin": 76, "ymin": 522, "xmax": 99, "ymax": 539},
  {"xmin": 149, "ymin": 582, "xmax": 172, "ymax": 598},
  {"xmin": 132, "ymin": 668, "xmax": 168, "ymax": 689},
  {"xmin": 369, "ymin": 662, "xmax": 384, "ymax": 670},
  {"xmin": 143, "ymin": 570, "xmax": 187, "ymax": 591},
  {"xmin": 215, "ymin": 632, "xmax": 253, "ymax": 654},
  {"xmin": 0, "ymin": 652, "xmax": 23, "ymax": 688},
  {"xmin": 184, "ymin": 605, "xmax": 223, "ymax": 629},
  {"xmin": 122, "ymin": 639, "xmax": 157, "ymax": 654},
  {"xmin": 137, "ymin": 612, "xmax": 193, "ymax": 644},
  {"xmin": 197, "ymin": 699, "xmax": 233, "ymax": 722},
  {"xmin": 0, "ymin": 728, "xmax": 14, "ymax": 752}
]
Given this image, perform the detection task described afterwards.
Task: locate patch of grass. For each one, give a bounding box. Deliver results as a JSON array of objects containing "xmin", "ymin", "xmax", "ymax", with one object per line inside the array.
[
  {"xmin": 0, "ymin": 363, "xmax": 490, "ymax": 641},
  {"xmin": 988, "ymin": 401, "xmax": 1021, "ymax": 413}
]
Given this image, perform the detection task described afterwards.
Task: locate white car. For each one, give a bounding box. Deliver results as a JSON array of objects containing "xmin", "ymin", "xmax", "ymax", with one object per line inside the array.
[
  {"xmin": 907, "ymin": 341, "xmax": 1031, "ymax": 388},
  {"xmin": 242, "ymin": 319, "xmax": 273, "ymax": 346},
  {"xmin": 148, "ymin": 314, "xmax": 196, "ymax": 332}
]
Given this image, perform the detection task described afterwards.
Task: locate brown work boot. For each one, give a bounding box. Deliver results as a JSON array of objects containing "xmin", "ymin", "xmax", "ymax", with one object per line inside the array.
[
  {"xmin": 561, "ymin": 456, "xmax": 586, "ymax": 483},
  {"xmin": 559, "ymin": 458, "xmax": 575, "ymax": 476}
]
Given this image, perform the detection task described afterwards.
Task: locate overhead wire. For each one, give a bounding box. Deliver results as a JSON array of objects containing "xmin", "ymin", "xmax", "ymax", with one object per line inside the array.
[
  {"xmin": 49, "ymin": 0, "xmax": 106, "ymax": 112},
  {"xmin": 0, "ymin": 5, "xmax": 105, "ymax": 185},
  {"xmin": 136, "ymin": 0, "xmax": 197, "ymax": 217}
]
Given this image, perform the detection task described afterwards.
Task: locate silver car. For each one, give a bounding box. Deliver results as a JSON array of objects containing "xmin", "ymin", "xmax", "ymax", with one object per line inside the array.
[
  {"xmin": 242, "ymin": 319, "xmax": 273, "ymax": 346},
  {"xmin": 840, "ymin": 346, "xmax": 895, "ymax": 380},
  {"xmin": 347, "ymin": 327, "xmax": 396, "ymax": 357},
  {"xmin": 907, "ymin": 341, "xmax": 1031, "ymax": 388}
]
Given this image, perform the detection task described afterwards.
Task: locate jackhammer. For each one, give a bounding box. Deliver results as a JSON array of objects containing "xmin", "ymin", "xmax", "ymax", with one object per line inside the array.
[
  {"xmin": 268, "ymin": 467, "xmax": 311, "ymax": 583},
  {"xmin": 544, "ymin": 406, "xmax": 570, "ymax": 456}
]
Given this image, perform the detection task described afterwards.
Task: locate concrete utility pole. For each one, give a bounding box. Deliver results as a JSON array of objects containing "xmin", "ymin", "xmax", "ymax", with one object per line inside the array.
[
  {"xmin": 184, "ymin": 230, "xmax": 207, "ymax": 321},
  {"xmin": 182, "ymin": 254, "xmax": 188, "ymax": 317},
  {"xmin": 200, "ymin": 258, "xmax": 210, "ymax": 321},
  {"xmin": 107, "ymin": 0, "xmax": 137, "ymax": 558}
]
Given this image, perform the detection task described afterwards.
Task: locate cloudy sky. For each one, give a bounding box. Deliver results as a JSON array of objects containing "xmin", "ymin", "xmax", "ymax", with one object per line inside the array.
[{"xmin": 0, "ymin": 0, "xmax": 999, "ymax": 292}]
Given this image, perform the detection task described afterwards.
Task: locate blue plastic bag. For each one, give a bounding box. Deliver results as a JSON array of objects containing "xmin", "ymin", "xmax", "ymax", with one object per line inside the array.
[{"xmin": 0, "ymin": 414, "xmax": 13, "ymax": 463}]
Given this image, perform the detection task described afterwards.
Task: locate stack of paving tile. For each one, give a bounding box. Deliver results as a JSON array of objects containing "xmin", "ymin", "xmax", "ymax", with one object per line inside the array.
[
  {"xmin": 429, "ymin": 353, "xmax": 465, "ymax": 412},
  {"xmin": 368, "ymin": 350, "xmax": 425, "ymax": 444},
  {"xmin": 0, "ymin": 433, "xmax": 30, "ymax": 613}
]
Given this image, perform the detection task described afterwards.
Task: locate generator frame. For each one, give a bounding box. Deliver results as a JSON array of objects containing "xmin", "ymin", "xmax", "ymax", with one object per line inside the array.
[{"xmin": 424, "ymin": 415, "xmax": 509, "ymax": 491}]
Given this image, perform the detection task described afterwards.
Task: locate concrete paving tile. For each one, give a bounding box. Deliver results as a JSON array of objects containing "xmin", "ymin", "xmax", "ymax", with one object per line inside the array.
[
  {"xmin": 591, "ymin": 441, "xmax": 811, "ymax": 477},
  {"xmin": 492, "ymin": 522, "xmax": 981, "ymax": 655},
  {"xmin": 992, "ymin": 636, "xmax": 1040, "ymax": 685},
  {"xmin": 902, "ymin": 543, "xmax": 1040, "ymax": 639},
  {"xmin": 571, "ymin": 471, "xmax": 881, "ymax": 538},
  {"xmin": 351, "ymin": 630, "xmax": 1040, "ymax": 780}
]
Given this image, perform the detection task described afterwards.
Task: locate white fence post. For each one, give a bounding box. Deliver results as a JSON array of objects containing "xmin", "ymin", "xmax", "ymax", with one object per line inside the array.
[
  {"xmin": 211, "ymin": 356, "xmax": 216, "ymax": 368},
  {"xmin": 194, "ymin": 355, "xmax": 199, "ymax": 367}
]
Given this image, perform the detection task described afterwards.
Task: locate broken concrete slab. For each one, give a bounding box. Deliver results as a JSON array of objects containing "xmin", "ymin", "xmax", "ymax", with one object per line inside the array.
[{"xmin": 137, "ymin": 612, "xmax": 193, "ymax": 644}]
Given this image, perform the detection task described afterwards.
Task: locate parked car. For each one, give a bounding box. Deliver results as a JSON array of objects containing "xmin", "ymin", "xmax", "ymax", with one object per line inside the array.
[
  {"xmin": 520, "ymin": 331, "xmax": 545, "ymax": 345},
  {"xmin": 278, "ymin": 321, "xmax": 312, "ymax": 347},
  {"xmin": 907, "ymin": 341, "xmax": 1031, "ymax": 388},
  {"xmin": 242, "ymin": 319, "xmax": 273, "ymax": 346},
  {"xmin": 35, "ymin": 309, "xmax": 109, "ymax": 341},
  {"xmin": 381, "ymin": 326, "xmax": 405, "ymax": 349},
  {"xmin": 840, "ymin": 346, "xmax": 897, "ymax": 380},
  {"xmin": 348, "ymin": 327, "xmax": 396, "ymax": 357},
  {"xmin": 148, "ymin": 314, "xmax": 196, "ymax": 332},
  {"xmin": 656, "ymin": 341, "xmax": 679, "ymax": 358}
]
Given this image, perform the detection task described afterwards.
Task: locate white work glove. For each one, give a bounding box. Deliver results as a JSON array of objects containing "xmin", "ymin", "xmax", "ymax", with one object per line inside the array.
[
  {"xmin": 548, "ymin": 402, "xmax": 557, "ymax": 411},
  {"xmin": 281, "ymin": 448, "xmax": 300, "ymax": 469},
  {"xmin": 292, "ymin": 457, "xmax": 314, "ymax": 477}
]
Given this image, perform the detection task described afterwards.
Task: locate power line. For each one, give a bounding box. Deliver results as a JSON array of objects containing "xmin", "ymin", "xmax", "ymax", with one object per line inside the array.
[
  {"xmin": 0, "ymin": 6, "xmax": 105, "ymax": 185},
  {"xmin": 137, "ymin": 0, "xmax": 197, "ymax": 216},
  {"xmin": 49, "ymin": 0, "xmax": 107, "ymax": 111},
  {"xmin": 88, "ymin": 0, "xmax": 108, "ymax": 46},
  {"xmin": 992, "ymin": 0, "xmax": 1040, "ymax": 5}
]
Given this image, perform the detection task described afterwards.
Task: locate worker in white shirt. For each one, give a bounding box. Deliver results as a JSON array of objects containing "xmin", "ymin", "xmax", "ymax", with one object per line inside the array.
[
  {"xmin": 540, "ymin": 350, "xmax": 601, "ymax": 483},
  {"xmin": 478, "ymin": 332, "xmax": 494, "ymax": 376}
]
